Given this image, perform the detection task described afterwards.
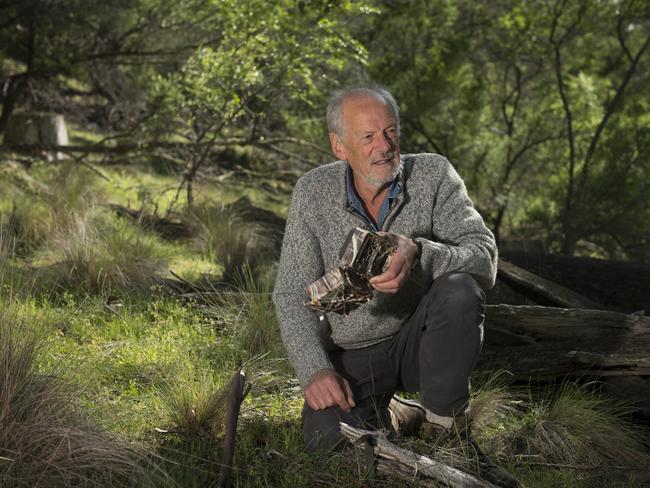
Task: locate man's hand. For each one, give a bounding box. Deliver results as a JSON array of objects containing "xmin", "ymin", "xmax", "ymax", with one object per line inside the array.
[
  {"xmin": 304, "ymin": 369, "xmax": 356, "ymax": 412},
  {"xmin": 369, "ymin": 233, "xmax": 419, "ymax": 294}
]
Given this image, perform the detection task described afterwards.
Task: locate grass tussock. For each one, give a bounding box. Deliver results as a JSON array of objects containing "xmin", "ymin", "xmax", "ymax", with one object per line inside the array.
[
  {"xmin": 208, "ymin": 265, "xmax": 283, "ymax": 361},
  {"xmin": 515, "ymin": 381, "xmax": 648, "ymax": 466},
  {"xmin": 5, "ymin": 164, "xmax": 101, "ymax": 255},
  {"xmin": 472, "ymin": 378, "xmax": 649, "ymax": 469},
  {"xmin": 469, "ymin": 371, "xmax": 524, "ymax": 431},
  {"xmin": 34, "ymin": 212, "xmax": 170, "ymax": 295},
  {"xmin": 0, "ymin": 307, "xmax": 164, "ymax": 487},
  {"xmin": 189, "ymin": 203, "xmax": 272, "ymax": 283},
  {"xmin": 161, "ymin": 368, "xmax": 228, "ymax": 439}
]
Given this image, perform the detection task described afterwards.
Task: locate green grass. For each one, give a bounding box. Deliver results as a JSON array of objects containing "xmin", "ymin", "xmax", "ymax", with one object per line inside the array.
[
  {"xmin": 0, "ymin": 303, "xmax": 166, "ymax": 487},
  {"xmin": 204, "ymin": 265, "xmax": 285, "ymax": 362}
]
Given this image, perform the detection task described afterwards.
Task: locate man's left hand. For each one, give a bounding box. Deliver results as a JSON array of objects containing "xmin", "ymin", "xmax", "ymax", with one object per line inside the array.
[{"xmin": 369, "ymin": 233, "xmax": 418, "ymax": 294}]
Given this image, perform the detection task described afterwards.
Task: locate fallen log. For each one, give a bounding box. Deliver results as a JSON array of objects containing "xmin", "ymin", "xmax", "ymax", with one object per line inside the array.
[
  {"xmin": 497, "ymin": 260, "xmax": 605, "ymax": 310},
  {"xmin": 339, "ymin": 423, "xmax": 496, "ymax": 488},
  {"xmin": 481, "ymin": 305, "xmax": 650, "ymax": 378},
  {"xmin": 109, "ymin": 204, "xmax": 195, "ymax": 240},
  {"xmin": 218, "ymin": 369, "xmax": 251, "ymax": 488},
  {"xmin": 501, "ymin": 250, "xmax": 650, "ymax": 314}
]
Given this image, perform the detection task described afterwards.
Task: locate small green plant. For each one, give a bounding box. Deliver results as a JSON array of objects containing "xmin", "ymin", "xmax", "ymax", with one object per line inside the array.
[{"xmin": 160, "ymin": 367, "xmax": 227, "ymax": 438}]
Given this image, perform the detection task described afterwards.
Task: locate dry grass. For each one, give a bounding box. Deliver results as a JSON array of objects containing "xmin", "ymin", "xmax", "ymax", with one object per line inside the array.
[{"xmin": 0, "ymin": 306, "xmax": 166, "ymax": 487}]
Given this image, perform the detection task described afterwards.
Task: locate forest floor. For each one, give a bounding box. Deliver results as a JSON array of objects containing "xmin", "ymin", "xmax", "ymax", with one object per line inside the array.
[{"xmin": 1, "ymin": 152, "xmax": 648, "ymax": 487}]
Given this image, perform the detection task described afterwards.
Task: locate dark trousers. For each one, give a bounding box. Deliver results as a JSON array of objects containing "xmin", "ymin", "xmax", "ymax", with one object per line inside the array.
[{"xmin": 302, "ymin": 272, "xmax": 485, "ymax": 452}]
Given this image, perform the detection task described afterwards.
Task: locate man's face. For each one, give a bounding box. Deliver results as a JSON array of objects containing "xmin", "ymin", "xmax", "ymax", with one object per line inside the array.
[{"xmin": 330, "ymin": 96, "xmax": 400, "ymax": 190}]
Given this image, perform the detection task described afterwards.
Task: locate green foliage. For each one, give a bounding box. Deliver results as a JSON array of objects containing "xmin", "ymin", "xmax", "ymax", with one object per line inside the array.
[
  {"xmin": 363, "ymin": 0, "xmax": 650, "ymax": 258},
  {"xmin": 144, "ymin": 0, "xmax": 373, "ymax": 187}
]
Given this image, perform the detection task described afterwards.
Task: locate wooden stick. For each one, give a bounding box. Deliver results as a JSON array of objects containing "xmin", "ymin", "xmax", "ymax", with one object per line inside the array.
[
  {"xmin": 339, "ymin": 423, "xmax": 496, "ymax": 487},
  {"xmin": 218, "ymin": 368, "xmax": 250, "ymax": 488}
]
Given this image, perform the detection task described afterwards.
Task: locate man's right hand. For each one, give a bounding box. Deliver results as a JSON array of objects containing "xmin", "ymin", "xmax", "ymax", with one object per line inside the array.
[{"xmin": 304, "ymin": 369, "xmax": 356, "ymax": 412}]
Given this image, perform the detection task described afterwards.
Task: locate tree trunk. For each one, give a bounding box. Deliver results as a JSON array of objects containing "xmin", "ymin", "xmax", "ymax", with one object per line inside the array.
[{"xmin": 481, "ymin": 305, "xmax": 650, "ymax": 378}]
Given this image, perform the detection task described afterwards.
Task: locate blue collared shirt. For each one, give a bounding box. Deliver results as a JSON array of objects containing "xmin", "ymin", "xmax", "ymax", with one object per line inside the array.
[{"xmin": 345, "ymin": 164, "xmax": 401, "ymax": 231}]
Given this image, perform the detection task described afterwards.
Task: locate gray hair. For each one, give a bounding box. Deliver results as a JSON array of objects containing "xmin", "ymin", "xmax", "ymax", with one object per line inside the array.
[{"xmin": 326, "ymin": 85, "xmax": 400, "ymax": 139}]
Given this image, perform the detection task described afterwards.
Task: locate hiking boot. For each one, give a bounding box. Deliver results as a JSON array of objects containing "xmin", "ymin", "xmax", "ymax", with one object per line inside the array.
[{"xmin": 387, "ymin": 394, "xmax": 426, "ymax": 436}]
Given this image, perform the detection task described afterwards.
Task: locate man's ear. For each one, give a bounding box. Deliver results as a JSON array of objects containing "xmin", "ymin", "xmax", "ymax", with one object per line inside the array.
[{"xmin": 329, "ymin": 133, "xmax": 347, "ymax": 161}]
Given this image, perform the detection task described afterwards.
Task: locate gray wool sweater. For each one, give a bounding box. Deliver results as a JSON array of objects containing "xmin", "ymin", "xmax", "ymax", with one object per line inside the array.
[{"xmin": 272, "ymin": 153, "xmax": 498, "ymax": 388}]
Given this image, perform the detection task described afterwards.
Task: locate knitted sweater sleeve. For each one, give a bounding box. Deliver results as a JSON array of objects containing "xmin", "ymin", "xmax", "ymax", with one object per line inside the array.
[
  {"xmin": 272, "ymin": 177, "xmax": 333, "ymax": 388},
  {"xmin": 415, "ymin": 156, "xmax": 498, "ymax": 289}
]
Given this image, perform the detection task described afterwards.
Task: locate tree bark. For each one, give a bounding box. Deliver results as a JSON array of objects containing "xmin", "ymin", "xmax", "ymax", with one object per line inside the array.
[
  {"xmin": 339, "ymin": 423, "xmax": 495, "ymax": 488},
  {"xmin": 481, "ymin": 305, "xmax": 650, "ymax": 378},
  {"xmin": 497, "ymin": 260, "xmax": 605, "ymax": 310}
]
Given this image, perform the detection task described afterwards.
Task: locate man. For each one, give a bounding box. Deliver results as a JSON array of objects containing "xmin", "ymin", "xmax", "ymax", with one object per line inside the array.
[{"xmin": 273, "ymin": 85, "xmax": 516, "ymax": 486}]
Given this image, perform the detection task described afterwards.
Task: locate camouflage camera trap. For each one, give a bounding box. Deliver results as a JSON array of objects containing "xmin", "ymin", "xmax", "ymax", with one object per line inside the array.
[{"xmin": 304, "ymin": 228, "xmax": 397, "ymax": 315}]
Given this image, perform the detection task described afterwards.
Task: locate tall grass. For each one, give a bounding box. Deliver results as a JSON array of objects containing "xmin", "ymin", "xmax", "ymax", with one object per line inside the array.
[
  {"xmin": 0, "ymin": 306, "xmax": 165, "ymax": 487},
  {"xmin": 207, "ymin": 265, "xmax": 284, "ymax": 361},
  {"xmin": 0, "ymin": 219, "xmax": 32, "ymax": 296},
  {"xmin": 189, "ymin": 204, "xmax": 272, "ymax": 283},
  {"xmin": 471, "ymin": 378, "xmax": 649, "ymax": 468},
  {"xmin": 34, "ymin": 212, "xmax": 171, "ymax": 295},
  {"xmin": 6, "ymin": 163, "xmax": 101, "ymax": 255},
  {"xmin": 4, "ymin": 163, "xmax": 175, "ymax": 296}
]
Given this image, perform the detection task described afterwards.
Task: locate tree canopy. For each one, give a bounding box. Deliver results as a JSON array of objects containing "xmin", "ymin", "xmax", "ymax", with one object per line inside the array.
[{"xmin": 1, "ymin": 0, "xmax": 649, "ymax": 261}]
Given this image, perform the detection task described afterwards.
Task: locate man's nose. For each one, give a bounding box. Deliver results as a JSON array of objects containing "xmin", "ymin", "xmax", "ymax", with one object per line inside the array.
[{"xmin": 378, "ymin": 132, "xmax": 394, "ymax": 153}]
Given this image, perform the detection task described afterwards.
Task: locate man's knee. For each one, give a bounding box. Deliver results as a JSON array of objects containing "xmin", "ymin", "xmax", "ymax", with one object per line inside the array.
[{"xmin": 430, "ymin": 272, "xmax": 485, "ymax": 311}]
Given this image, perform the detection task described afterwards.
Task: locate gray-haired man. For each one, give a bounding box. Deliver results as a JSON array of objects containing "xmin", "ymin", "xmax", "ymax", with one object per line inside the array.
[{"xmin": 273, "ymin": 85, "xmax": 517, "ymax": 486}]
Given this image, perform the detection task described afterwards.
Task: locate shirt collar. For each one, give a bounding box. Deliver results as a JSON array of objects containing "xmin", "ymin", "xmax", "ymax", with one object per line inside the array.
[{"xmin": 344, "ymin": 163, "xmax": 401, "ymax": 208}]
